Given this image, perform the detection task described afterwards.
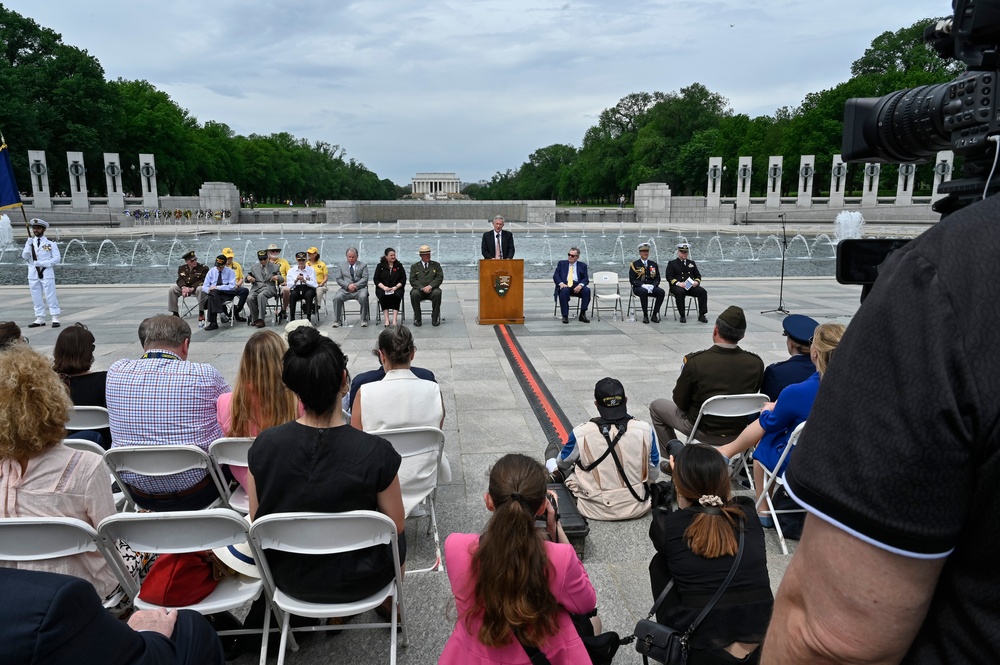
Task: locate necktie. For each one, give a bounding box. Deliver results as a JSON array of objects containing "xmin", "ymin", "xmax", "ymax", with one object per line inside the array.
[
  {"xmin": 350, "ymin": 264, "xmax": 355, "ymax": 279},
  {"xmin": 423, "ymin": 262, "xmax": 427, "ymax": 270},
  {"xmin": 216, "ymin": 269, "xmax": 223, "ymax": 286},
  {"xmin": 495, "ymin": 234, "xmax": 501, "ymax": 259},
  {"xmin": 567, "ymin": 265, "xmax": 574, "ymax": 287}
]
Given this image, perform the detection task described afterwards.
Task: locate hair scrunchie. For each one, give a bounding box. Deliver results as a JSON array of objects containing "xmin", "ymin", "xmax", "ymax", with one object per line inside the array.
[{"xmin": 699, "ymin": 495, "xmax": 724, "ymax": 508}]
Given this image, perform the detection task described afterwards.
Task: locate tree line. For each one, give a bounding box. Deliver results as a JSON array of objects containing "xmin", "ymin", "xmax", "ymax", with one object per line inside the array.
[{"xmin": 466, "ymin": 18, "xmax": 963, "ymax": 204}]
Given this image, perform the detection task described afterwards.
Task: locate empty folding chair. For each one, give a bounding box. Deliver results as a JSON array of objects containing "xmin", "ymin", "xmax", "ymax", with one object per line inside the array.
[{"xmin": 590, "ymin": 271, "xmax": 623, "ymax": 321}]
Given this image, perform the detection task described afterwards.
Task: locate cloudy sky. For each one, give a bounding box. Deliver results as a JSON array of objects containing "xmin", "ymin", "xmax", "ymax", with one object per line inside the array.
[{"xmin": 7, "ymin": 1, "xmax": 948, "ymax": 185}]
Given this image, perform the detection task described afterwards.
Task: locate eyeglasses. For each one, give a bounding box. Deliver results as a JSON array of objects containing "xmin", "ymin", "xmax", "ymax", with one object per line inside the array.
[
  {"xmin": 568, "ymin": 253, "xmax": 579, "ymax": 258},
  {"xmin": 639, "ymin": 249, "xmax": 649, "ymax": 252}
]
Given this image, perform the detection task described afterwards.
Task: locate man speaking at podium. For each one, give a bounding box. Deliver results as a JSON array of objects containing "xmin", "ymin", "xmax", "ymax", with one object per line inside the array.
[{"xmin": 481, "ymin": 215, "xmax": 515, "ymax": 259}]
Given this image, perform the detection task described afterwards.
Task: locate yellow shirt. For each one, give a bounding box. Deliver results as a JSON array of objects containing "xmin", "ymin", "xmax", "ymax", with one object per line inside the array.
[
  {"xmin": 228, "ymin": 260, "xmax": 244, "ymax": 285},
  {"xmin": 271, "ymin": 257, "xmax": 290, "ymax": 279},
  {"xmin": 308, "ymin": 260, "xmax": 328, "ymax": 286}
]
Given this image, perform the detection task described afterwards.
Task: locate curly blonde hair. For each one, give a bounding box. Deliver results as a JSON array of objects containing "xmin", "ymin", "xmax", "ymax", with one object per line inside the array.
[{"xmin": 0, "ymin": 347, "xmax": 72, "ymax": 459}]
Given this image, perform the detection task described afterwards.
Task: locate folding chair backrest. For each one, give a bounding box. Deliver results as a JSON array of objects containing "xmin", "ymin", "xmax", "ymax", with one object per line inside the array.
[
  {"xmin": 687, "ymin": 393, "xmax": 768, "ymax": 444},
  {"xmin": 593, "ymin": 271, "xmax": 619, "ymax": 287},
  {"xmin": 98, "ymin": 509, "xmax": 250, "ymax": 557},
  {"xmin": 62, "ymin": 438, "xmax": 106, "ymax": 456},
  {"xmin": 66, "ymin": 406, "xmax": 111, "ymax": 432},
  {"xmin": 376, "ymin": 427, "xmax": 445, "ymax": 500},
  {"xmin": 250, "ymin": 511, "xmax": 395, "ymax": 556},
  {"xmin": 104, "ymin": 445, "xmax": 230, "ymax": 507},
  {"xmin": 770, "ymin": 421, "xmax": 806, "ymax": 484},
  {"xmin": 209, "ymin": 437, "xmax": 254, "ymax": 467}
]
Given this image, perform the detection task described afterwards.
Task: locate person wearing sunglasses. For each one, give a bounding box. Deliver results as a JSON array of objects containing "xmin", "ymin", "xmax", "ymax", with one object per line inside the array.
[{"xmin": 553, "ymin": 248, "xmax": 591, "ymax": 324}]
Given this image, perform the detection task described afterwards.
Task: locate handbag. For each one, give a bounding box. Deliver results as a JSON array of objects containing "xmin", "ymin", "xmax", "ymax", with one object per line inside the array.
[
  {"xmin": 517, "ymin": 608, "xmax": 633, "ymax": 665},
  {"xmin": 139, "ymin": 551, "xmax": 220, "ymax": 607},
  {"xmin": 634, "ymin": 515, "xmax": 745, "ymax": 664}
]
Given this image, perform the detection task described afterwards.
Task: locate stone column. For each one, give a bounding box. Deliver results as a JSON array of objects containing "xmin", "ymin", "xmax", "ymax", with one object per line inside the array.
[
  {"xmin": 931, "ymin": 150, "xmax": 954, "ymax": 203},
  {"xmin": 103, "ymin": 153, "xmax": 125, "ymax": 212},
  {"xmin": 635, "ymin": 182, "xmax": 671, "ymax": 228},
  {"xmin": 765, "ymin": 156, "xmax": 782, "ymax": 209},
  {"xmin": 861, "ymin": 163, "xmax": 881, "ymax": 206},
  {"xmin": 895, "ymin": 163, "xmax": 916, "ymax": 205},
  {"xmin": 706, "ymin": 157, "xmax": 723, "ymax": 208},
  {"xmin": 27, "ymin": 149, "xmax": 51, "ymax": 210},
  {"xmin": 828, "ymin": 155, "xmax": 847, "ymax": 208},
  {"xmin": 138, "ymin": 153, "xmax": 159, "ymax": 209},
  {"xmin": 796, "ymin": 155, "xmax": 815, "ymax": 208},
  {"xmin": 198, "ymin": 182, "xmax": 240, "ymax": 222},
  {"xmin": 735, "ymin": 157, "xmax": 752, "ymax": 209},
  {"xmin": 66, "ymin": 151, "xmax": 90, "ymax": 211}
]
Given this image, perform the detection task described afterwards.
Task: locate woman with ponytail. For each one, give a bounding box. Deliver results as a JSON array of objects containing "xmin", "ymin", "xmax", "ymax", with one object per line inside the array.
[
  {"xmin": 440, "ymin": 453, "xmax": 599, "ymax": 664},
  {"xmin": 648, "ymin": 444, "xmax": 773, "ymax": 664}
]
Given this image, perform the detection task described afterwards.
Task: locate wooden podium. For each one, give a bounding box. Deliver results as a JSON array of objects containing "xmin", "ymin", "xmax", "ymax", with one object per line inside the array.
[{"xmin": 477, "ymin": 259, "xmax": 524, "ymax": 324}]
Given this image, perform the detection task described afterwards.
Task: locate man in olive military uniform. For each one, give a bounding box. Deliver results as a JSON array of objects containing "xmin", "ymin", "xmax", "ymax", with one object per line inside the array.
[
  {"xmin": 665, "ymin": 242, "xmax": 708, "ymax": 323},
  {"xmin": 648, "ymin": 305, "xmax": 763, "ymax": 451},
  {"xmin": 409, "ymin": 244, "xmax": 444, "ymax": 326},
  {"xmin": 167, "ymin": 250, "xmax": 209, "ymax": 322},
  {"xmin": 629, "ymin": 242, "xmax": 664, "ymax": 324}
]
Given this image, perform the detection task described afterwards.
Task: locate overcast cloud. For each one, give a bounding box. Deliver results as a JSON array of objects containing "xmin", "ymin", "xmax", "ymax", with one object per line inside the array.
[{"xmin": 5, "ymin": 1, "xmax": 948, "ymax": 185}]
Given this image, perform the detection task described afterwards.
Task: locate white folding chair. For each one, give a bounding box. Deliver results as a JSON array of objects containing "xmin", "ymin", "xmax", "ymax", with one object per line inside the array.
[
  {"xmin": 754, "ymin": 421, "xmax": 806, "ymax": 555},
  {"xmin": 590, "ymin": 271, "xmax": 622, "ymax": 321},
  {"xmin": 249, "ymin": 511, "xmax": 408, "ymax": 665},
  {"xmin": 685, "ymin": 393, "xmax": 769, "ymax": 489},
  {"xmin": 103, "ymin": 445, "xmax": 230, "ymax": 511},
  {"xmin": 0, "ymin": 516, "xmax": 134, "ymax": 610},
  {"xmin": 61, "ymin": 439, "xmax": 130, "ymax": 511},
  {"xmin": 665, "ymin": 291, "xmax": 696, "ymax": 321},
  {"xmin": 209, "ymin": 437, "xmax": 254, "ymax": 514},
  {"xmin": 341, "ymin": 291, "xmax": 371, "ymax": 325},
  {"xmin": 98, "ymin": 509, "xmax": 269, "ymax": 638},
  {"xmin": 376, "ymin": 427, "xmax": 446, "ymax": 573},
  {"xmin": 65, "ymin": 406, "xmax": 110, "ymax": 433},
  {"xmin": 180, "ymin": 293, "xmax": 201, "ymax": 318}
]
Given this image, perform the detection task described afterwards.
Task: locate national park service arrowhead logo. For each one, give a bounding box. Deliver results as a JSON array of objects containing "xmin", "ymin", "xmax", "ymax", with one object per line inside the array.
[{"xmin": 493, "ymin": 271, "xmax": 512, "ymax": 297}]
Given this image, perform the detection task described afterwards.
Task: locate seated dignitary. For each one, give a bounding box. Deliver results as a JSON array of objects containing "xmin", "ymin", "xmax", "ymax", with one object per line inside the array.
[
  {"xmin": 546, "ymin": 377, "xmax": 659, "ymax": 520},
  {"xmin": 1, "ymin": 568, "xmax": 224, "ymax": 665},
  {"xmin": 629, "ymin": 242, "xmax": 665, "ymax": 323},
  {"xmin": 285, "ymin": 251, "xmax": 318, "ymax": 321},
  {"xmin": 665, "ymin": 242, "xmax": 708, "ymax": 323},
  {"xmin": 760, "ymin": 314, "xmax": 818, "ymax": 401},
  {"xmin": 481, "ymin": 214, "xmax": 515, "ymax": 259},
  {"xmin": 244, "ymin": 249, "xmax": 284, "ymax": 328},
  {"xmin": 409, "ymin": 244, "xmax": 444, "ymax": 326},
  {"xmin": 330, "ymin": 246, "xmax": 370, "ymax": 328},
  {"xmin": 553, "ymin": 246, "xmax": 591, "ymax": 324},
  {"xmin": 266, "ymin": 244, "xmax": 291, "ymax": 322},
  {"xmin": 649, "ymin": 306, "xmax": 764, "ymax": 448},
  {"xmin": 306, "ymin": 246, "xmax": 329, "ymax": 309},
  {"xmin": 107, "ymin": 315, "xmax": 229, "ymax": 510},
  {"xmin": 374, "ymin": 247, "xmax": 406, "ymax": 328},
  {"xmin": 202, "ymin": 254, "xmax": 246, "ymax": 331},
  {"xmin": 167, "ymin": 250, "xmax": 209, "ymax": 323}
]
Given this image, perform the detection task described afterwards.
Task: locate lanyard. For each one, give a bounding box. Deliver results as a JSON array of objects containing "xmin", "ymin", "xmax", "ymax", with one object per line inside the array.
[{"xmin": 141, "ymin": 351, "xmax": 181, "ymax": 360}]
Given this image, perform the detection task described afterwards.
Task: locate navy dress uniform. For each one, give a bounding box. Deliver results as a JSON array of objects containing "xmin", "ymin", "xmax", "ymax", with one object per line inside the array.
[
  {"xmin": 21, "ymin": 218, "xmax": 61, "ymax": 327},
  {"xmin": 664, "ymin": 243, "xmax": 708, "ymax": 323},
  {"xmin": 629, "ymin": 242, "xmax": 665, "ymax": 323}
]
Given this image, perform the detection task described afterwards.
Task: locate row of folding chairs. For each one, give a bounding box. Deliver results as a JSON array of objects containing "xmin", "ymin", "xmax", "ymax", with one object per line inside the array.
[
  {"xmin": 0, "ymin": 509, "xmax": 407, "ymax": 664},
  {"xmin": 575, "ymin": 271, "xmax": 696, "ymax": 322}
]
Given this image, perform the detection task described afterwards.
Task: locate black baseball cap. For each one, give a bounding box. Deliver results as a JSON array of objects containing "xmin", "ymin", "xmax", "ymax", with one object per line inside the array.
[{"xmin": 595, "ymin": 377, "xmax": 628, "ymax": 420}]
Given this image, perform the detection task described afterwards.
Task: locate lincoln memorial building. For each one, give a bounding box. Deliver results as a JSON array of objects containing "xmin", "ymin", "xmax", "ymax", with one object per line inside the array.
[{"xmin": 411, "ymin": 172, "xmax": 461, "ymax": 195}]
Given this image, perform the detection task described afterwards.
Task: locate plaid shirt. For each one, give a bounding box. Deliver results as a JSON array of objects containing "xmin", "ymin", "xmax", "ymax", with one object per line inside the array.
[{"xmin": 107, "ymin": 351, "xmax": 229, "ymax": 493}]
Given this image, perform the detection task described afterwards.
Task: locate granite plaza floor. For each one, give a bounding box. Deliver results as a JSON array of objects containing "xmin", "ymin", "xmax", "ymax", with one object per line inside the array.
[{"xmin": 7, "ymin": 275, "xmax": 862, "ymax": 664}]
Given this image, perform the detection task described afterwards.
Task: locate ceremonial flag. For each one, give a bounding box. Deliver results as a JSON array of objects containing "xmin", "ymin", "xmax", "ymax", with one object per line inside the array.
[{"xmin": 0, "ymin": 139, "xmax": 24, "ymax": 212}]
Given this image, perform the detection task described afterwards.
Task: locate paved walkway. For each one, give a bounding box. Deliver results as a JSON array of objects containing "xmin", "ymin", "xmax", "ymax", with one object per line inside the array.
[{"xmin": 7, "ymin": 275, "xmax": 862, "ymax": 664}]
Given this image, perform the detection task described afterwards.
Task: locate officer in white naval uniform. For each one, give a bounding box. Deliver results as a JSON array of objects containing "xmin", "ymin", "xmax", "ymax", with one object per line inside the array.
[{"xmin": 21, "ymin": 218, "xmax": 61, "ymax": 328}]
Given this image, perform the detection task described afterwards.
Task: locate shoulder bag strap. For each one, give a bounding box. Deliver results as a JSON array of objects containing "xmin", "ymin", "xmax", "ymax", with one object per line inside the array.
[{"xmin": 576, "ymin": 418, "xmax": 631, "ymax": 472}]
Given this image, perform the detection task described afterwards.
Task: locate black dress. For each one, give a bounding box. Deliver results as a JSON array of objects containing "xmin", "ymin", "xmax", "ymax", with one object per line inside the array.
[
  {"xmin": 374, "ymin": 261, "xmax": 406, "ymax": 311},
  {"xmin": 648, "ymin": 498, "xmax": 773, "ymax": 664},
  {"xmin": 248, "ymin": 422, "xmax": 402, "ymax": 603},
  {"xmin": 67, "ymin": 371, "xmax": 112, "ymax": 449}
]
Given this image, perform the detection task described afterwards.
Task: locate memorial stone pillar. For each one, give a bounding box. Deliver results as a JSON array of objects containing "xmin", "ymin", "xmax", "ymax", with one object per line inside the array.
[
  {"xmin": 138, "ymin": 153, "xmax": 159, "ymax": 209},
  {"xmin": 66, "ymin": 151, "xmax": 90, "ymax": 211},
  {"xmin": 931, "ymin": 150, "xmax": 954, "ymax": 203},
  {"xmin": 706, "ymin": 157, "xmax": 723, "ymax": 208},
  {"xmin": 765, "ymin": 156, "xmax": 783, "ymax": 209},
  {"xmin": 735, "ymin": 157, "xmax": 752, "ymax": 209},
  {"xmin": 27, "ymin": 150, "xmax": 51, "ymax": 210},
  {"xmin": 103, "ymin": 153, "xmax": 125, "ymax": 212},
  {"xmin": 895, "ymin": 163, "xmax": 916, "ymax": 205},
  {"xmin": 796, "ymin": 155, "xmax": 815, "ymax": 208},
  {"xmin": 861, "ymin": 163, "xmax": 881, "ymax": 206},
  {"xmin": 828, "ymin": 155, "xmax": 847, "ymax": 208}
]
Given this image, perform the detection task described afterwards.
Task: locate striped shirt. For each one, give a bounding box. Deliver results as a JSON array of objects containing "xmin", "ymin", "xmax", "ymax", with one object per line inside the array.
[{"xmin": 107, "ymin": 351, "xmax": 229, "ymax": 493}]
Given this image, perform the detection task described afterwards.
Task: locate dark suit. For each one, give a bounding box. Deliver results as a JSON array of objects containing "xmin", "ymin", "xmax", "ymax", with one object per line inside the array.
[
  {"xmin": 0, "ymin": 568, "xmax": 224, "ymax": 665},
  {"xmin": 409, "ymin": 260, "xmax": 444, "ymax": 323},
  {"xmin": 481, "ymin": 230, "xmax": 515, "ymax": 259},
  {"xmin": 665, "ymin": 257, "xmax": 708, "ymax": 316},
  {"xmin": 628, "ymin": 258, "xmax": 665, "ymax": 318},
  {"xmin": 552, "ymin": 259, "xmax": 591, "ymax": 318}
]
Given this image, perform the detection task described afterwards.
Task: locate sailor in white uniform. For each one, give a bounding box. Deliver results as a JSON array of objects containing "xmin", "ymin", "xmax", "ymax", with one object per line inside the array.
[{"xmin": 21, "ymin": 218, "xmax": 61, "ymax": 328}]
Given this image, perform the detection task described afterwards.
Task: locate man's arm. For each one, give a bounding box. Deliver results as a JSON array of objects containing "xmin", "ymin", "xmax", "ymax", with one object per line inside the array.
[
  {"xmin": 506, "ymin": 231, "xmax": 515, "ymax": 259},
  {"xmin": 356, "ymin": 263, "xmax": 370, "ymax": 288},
  {"xmin": 481, "ymin": 232, "xmax": 492, "ymax": 260},
  {"xmin": 430, "ymin": 263, "xmax": 444, "ymax": 288},
  {"xmin": 762, "ymin": 514, "xmax": 944, "ymax": 664},
  {"xmin": 334, "ymin": 264, "xmax": 349, "ymax": 289},
  {"xmin": 671, "ymin": 360, "xmax": 694, "ymax": 412}
]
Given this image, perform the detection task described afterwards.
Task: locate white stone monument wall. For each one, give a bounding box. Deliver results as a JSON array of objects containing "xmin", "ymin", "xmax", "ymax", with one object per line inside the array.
[
  {"xmin": 765, "ymin": 156, "xmax": 783, "ymax": 209},
  {"xmin": 797, "ymin": 155, "xmax": 815, "ymax": 208},
  {"xmin": 27, "ymin": 150, "xmax": 51, "ymax": 209}
]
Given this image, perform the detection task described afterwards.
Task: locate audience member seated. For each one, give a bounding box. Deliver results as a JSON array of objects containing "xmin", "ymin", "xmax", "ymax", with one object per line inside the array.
[
  {"xmin": 648, "ymin": 443, "xmax": 773, "ymax": 665},
  {"xmin": 0, "ymin": 320, "xmax": 23, "ymax": 348},
  {"xmin": 346, "ymin": 341, "xmax": 435, "ymax": 415},
  {"xmin": 216, "ymin": 330, "xmax": 300, "ymax": 488},
  {"xmin": 246, "ymin": 325, "xmax": 406, "ymax": 607},
  {"xmin": 1, "ymin": 568, "xmax": 224, "ymax": 665},
  {"xmin": 0, "ymin": 347, "xmax": 130, "ymax": 606},
  {"xmin": 546, "ymin": 378, "xmax": 659, "ymax": 521},
  {"xmin": 760, "ymin": 314, "xmax": 818, "ymax": 401},
  {"xmin": 716, "ymin": 322, "xmax": 846, "ymax": 525},
  {"xmin": 648, "ymin": 306, "xmax": 764, "ymax": 450},
  {"xmin": 107, "ymin": 315, "xmax": 229, "ymax": 511},
  {"xmin": 440, "ymin": 454, "xmax": 600, "ymax": 664},
  {"xmin": 53, "ymin": 322, "xmax": 110, "ymax": 449}
]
